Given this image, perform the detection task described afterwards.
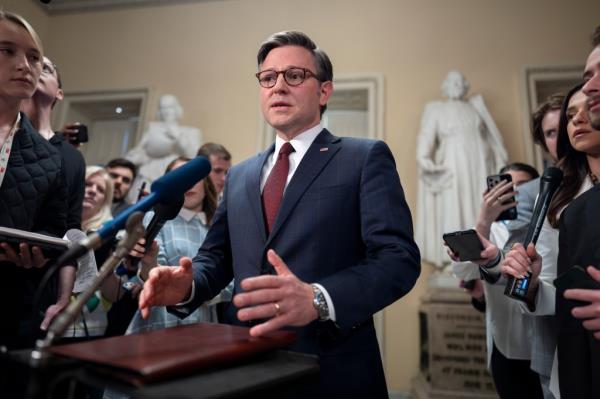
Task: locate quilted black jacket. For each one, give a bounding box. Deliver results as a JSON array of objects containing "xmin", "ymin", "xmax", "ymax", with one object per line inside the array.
[
  {"xmin": 0, "ymin": 114, "xmax": 67, "ymax": 236},
  {"xmin": 0, "ymin": 114, "xmax": 68, "ymax": 347}
]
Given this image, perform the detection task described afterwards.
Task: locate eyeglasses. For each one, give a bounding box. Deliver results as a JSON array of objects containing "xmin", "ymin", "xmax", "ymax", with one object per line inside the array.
[{"xmin": 255, "ymin": 67, "xmax": 320, "ymax": 88}]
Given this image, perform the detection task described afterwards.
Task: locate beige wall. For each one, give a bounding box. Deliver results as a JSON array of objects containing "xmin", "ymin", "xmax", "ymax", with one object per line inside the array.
[{"xmin": 6, "ymin": 0, "xmax": 600, "ymax": 392}]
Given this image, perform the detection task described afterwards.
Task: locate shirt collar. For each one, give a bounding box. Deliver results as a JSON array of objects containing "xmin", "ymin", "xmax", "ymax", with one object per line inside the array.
[
  {"xmin": 273, "ymin": 123, "xmax": 323, "ymax": 159},
  {"xmin": 179, "ymin": 207, "xmax": 207, "ymax": 224}
]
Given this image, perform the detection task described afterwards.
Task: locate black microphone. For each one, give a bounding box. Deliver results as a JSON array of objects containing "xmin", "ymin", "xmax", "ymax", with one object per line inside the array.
[
  {"xmin": 116, "ymin": 196, "xmax": 185, "ymax": 276},
  {"xmin": 55, "ymin": 156, "xmax": 211, "ymax": 267},
  {"xmin": 505, "ymin": 167, "xmax": 563, "ymax": 301}
]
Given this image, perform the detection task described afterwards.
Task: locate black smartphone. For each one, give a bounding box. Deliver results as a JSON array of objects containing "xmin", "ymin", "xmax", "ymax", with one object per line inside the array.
[
  {"xmin": 486, "ymin": 173, "xmax": 517, "ymax": 221},
  {"xmin": 73, "ymin": 124, "xmax": 89, "ymax": 144},
  {"xmin": 554, "ymin": 265, "xmax": 600, "ymax": 294},
  {"xmin": 443, "ymin": 229, "xmax": 484, "ymax": 262}
]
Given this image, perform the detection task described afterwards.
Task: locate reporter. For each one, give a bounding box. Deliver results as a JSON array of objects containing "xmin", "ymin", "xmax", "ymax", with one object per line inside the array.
[
  {"xmin": 503, "ymin": 83, "xmax": 599, "ymax": 398},
  {"xmin": 123, "ymin": 156, "xmax": 231, "ymax": 334},
  {"xmin": 0, "ymin": 12, "xmax": 68, "ymax": 348},
  {"xmin": 452, "ymin": 163, "xmax": 542, "ymax": 399}
]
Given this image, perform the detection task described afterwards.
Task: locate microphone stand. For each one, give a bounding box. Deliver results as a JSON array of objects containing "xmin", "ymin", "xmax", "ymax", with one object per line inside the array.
[{"xmin": 25, "ymin": 212, "xmax": 145, "ymax": 397}]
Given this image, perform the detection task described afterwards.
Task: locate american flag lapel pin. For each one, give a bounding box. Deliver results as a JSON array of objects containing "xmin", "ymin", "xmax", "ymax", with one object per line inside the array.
[{"xmin": 320, "ymin": 147, "xmax": 329, "ymax": 152}]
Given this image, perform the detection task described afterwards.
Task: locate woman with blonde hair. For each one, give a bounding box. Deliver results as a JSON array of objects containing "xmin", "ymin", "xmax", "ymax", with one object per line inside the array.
[
  {"xmin": 82, "ymin": 165, "xmax": 114, "ymax": 233},
  {"xmin": 0, "ymin": 11, "xmax": 68, "ymax": 348},
  {"xmin": 64, "ymin": 166, "xmax": 115, "ymax": 339}
]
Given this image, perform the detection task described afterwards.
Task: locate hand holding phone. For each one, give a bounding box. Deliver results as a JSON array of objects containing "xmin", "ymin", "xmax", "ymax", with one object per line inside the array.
[
  {"xmin": 486, "ymin": 174, "xmax": 517, "ymax": 221},
  {"xmin": 443, "ymin": 229, "xmax": 484, "ymax": 262}
]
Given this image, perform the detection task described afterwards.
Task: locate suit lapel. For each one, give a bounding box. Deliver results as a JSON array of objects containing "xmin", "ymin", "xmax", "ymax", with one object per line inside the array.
[
  {"xmin": 266, "ymin": 129, "xmax": 341, "ymax": 246},
  {"xmin": 245, "ymin": 145, "xmax": 273, "ymax": 243}
]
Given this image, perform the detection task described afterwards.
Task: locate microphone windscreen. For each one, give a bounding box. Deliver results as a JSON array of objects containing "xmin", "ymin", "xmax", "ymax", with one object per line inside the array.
[
  {"xmin": 151, "ymin": 156, "xmax": 211, "ymax": 203},
  {"xmin": 153, "ymin": 196, "xmax": 185, "ymax": 221},
  {"xmin": 541, "ymin": 166, "xmax": 563, "ymax": 183}
]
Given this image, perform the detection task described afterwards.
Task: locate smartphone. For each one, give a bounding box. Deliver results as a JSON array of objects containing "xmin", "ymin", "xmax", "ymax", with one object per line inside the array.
[
  {"xmin": 554, "ymin": 265, "xmax": 600, "ymax": 294},
  {"xmin": 486, "ymin": 173, "xmax": 517, "ymax": 221},
  {"xmin": 443, "ymin": 229, "xmax": 484, "ymax": 262},
  {"xmin": 73, "ymin": 124, "xmax": 89, "ymax": 144}
]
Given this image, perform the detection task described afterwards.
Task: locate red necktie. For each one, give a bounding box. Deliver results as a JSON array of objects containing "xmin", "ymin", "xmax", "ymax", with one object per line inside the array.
[{"xmin": 262, "ymin": 142, "xmax": 295, "ymax": 234}]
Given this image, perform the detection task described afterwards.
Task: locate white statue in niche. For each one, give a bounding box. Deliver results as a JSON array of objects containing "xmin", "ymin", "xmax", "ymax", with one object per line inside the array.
[
  {"xmin": 415, "ymin": 70, "xmax": 507, "ymax": 269},
  {"xmin": 126, "ymin": 94, "xmax": 202, "ymax": 198}
]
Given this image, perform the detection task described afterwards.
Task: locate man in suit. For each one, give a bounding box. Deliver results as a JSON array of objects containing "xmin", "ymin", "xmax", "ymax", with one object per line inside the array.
[
  {"xmin": 553, "ymin": 26, "xmax": 600, "ymax": 398},
  {"xmin": 139, "ymin": 31, "xmax": 420, "ymax": 397}
]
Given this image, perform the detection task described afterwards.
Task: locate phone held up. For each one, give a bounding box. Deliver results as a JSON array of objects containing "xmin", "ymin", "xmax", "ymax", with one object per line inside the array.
[
  {"xmin": 486, "ymin": 173, "xmax": 517, "ymax": 221},
  {"xmin": 443, "ymin": 229, "xmax": 484, "ymax": 262}
]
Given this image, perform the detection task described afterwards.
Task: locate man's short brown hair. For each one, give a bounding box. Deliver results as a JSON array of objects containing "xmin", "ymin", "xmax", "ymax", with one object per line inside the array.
[
  {"xmin": 531, "ymin": 93, "xmax": 565, "ymax": 153},
  {"xmin": 197, "ymin": 142, "xmax": 231, "ymax": 161}
]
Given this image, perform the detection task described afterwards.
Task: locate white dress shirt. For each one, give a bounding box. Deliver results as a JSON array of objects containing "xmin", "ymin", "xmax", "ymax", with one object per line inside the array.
[{"xmin": 260, "ymin": 123, "xmax": 337, "ymax": 322}]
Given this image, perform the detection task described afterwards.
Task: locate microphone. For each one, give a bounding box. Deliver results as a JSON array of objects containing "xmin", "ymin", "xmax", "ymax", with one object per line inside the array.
[
  {"xmin": 505, "ymin": 167, "xmax": 563, "ymax": 301},
  {"xmin": 55, "ymin": 156, "xmax": 210, "ymax": 267},
  {"xmin": 116, "ymin": 196, "xmax": 185, "ymax": 276},
  {"xmin": 33, "ymin": 212, "xmax": 146, "ymax": 355}
]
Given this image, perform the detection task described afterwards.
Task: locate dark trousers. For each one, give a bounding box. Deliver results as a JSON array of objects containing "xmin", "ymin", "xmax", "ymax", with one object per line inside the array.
[{"xmin": 490, "ymin": 342, "xmax": 543, "ymax": 399}]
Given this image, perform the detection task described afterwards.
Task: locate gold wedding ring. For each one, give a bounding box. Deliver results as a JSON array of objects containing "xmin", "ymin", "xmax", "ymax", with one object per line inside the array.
[{"xmin": 273, "ymin": 302, "xmax": 281, "ymax": 315}]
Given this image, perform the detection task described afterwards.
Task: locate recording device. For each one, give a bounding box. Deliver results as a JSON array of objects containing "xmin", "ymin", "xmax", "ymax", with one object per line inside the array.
[
  {"xmin": 505, "ymin": 167, "xmax": 563, "ymax": 301},
  {"xmin": 72, "ymin": 124, "xmax": 88, "ymax": 144},
  {"xmin": 554, "ymin": 265, "xmax": 600, "ymax": 294},
  {"xmin": 443, "ymin": 229, "xmax": 484, "ymax": 262},
  {"xmin": 55, "ymin": 156, "xmax": 211, "ymax": 268},
  {"xmin": 115, "ymin": 196, "xmax": 185, "ymax": 277},
  {"xmin": 486, "ymin": 173, "xmax": 517, "ymax": 221}
]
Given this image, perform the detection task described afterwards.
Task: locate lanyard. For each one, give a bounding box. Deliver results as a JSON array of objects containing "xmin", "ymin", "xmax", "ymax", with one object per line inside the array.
[{"xmin": 0, "ymin": 113, "xmax": 21, "ymax": 189}]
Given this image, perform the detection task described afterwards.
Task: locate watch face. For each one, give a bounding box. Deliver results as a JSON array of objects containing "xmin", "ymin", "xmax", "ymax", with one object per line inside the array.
[{"xmin": 312, "ymin": 285, "xmax": 329, "ymax": 321}]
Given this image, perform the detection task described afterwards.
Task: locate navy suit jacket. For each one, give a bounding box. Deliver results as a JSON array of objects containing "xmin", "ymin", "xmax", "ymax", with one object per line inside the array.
[
  {"xmin": 185, "ymin": 129, "xmax": 420, "ymax": 396},
  {"xmin": 556, "ymin": 183, "xmax": 600, "ymax": 398}
]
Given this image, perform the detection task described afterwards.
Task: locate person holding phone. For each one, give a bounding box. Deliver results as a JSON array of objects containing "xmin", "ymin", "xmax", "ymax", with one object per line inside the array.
[{"xmin": 450, "ymin": 163, "xmax": 542, "ymax": 399}]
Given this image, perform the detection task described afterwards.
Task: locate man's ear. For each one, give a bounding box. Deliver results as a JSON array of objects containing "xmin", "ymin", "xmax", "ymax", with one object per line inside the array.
[
  {"xmin": 319, "ymin": 81, "xmax": 334, "ymax": 107},
  {"xmin": 55, "ymin": 88, "xmax": 64, "ymax": 102}
]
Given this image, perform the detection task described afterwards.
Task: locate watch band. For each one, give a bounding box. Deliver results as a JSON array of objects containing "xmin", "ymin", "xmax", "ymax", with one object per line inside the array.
[{"xmin": 311, "ymin": 284, "xmax": 330, "ymax": 321}]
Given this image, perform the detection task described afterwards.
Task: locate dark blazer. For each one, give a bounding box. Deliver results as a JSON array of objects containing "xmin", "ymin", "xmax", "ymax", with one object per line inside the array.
[
  {"xmin": 557, "ymin": 183, "xmax": 600, "ymax": 398},
  {"xmin": 50, "ymin": 133, "xmax": 85, "ymax": 230},
  {"xmin": 0, "ymin": 114, "xmax": 68, "ymax": 348},
  {"xmin": 182, "ymin": 129, "xmax": 420, "ymax": 397}
]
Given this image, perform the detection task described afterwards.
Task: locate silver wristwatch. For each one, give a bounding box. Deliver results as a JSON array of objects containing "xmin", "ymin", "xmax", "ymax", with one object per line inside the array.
[{"xmin": 311, "ymin": 284, "xmax": 330, "ymax": 321}]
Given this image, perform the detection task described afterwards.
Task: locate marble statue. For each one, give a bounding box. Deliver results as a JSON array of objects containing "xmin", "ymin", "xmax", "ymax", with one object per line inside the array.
[
  {"xmin": 415, "ymin": 70, "xmax": 507, "ymax": 268},
  {"xmin": 126, "ymin": 94, "xmax": 202, "ymax": 199}
]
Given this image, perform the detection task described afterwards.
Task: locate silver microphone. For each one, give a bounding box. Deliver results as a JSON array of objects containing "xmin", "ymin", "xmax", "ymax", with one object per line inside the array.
[{"xmin": 32, "ymin": 212, "xmax": 146, "ymax": 357}]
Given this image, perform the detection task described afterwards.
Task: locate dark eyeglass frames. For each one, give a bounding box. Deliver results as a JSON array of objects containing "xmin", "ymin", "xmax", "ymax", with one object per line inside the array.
[{"xmin": 255, "ymin": 67, "xmax": 320, "ymax": 88}]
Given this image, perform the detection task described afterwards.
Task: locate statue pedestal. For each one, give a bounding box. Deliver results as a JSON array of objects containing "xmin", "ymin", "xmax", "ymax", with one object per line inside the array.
[{"xmin": 411, "ymin": 285, "xmax": 498, "ymax": 399}]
